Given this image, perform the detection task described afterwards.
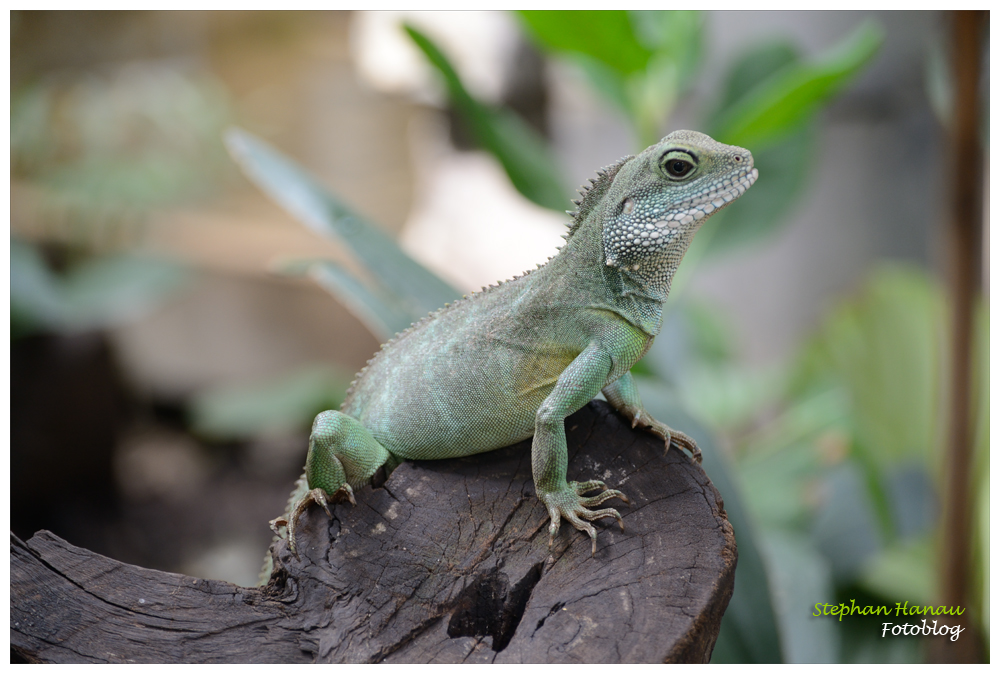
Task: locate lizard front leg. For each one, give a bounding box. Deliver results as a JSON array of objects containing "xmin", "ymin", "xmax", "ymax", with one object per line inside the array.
[
  {"xmin": 533, "ymin": 342, "xmax": 630, "ymax": 554},
  {"xmin": 602, "ymin": 372, "xmax": 701, "ymax": 463}
]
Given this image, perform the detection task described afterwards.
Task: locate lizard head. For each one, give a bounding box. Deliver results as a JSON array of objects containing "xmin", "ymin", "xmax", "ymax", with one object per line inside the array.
[{"xmin": 601, "ymin": 130, "xmax": 757, "ymax": 271}]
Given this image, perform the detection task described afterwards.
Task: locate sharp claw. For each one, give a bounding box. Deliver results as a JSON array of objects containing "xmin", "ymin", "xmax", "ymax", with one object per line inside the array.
[
  {"xmin": 312, "ymin": 490, "xmax": 333, "ymax": 518},
  {"xmin": 571, "ymin": 479, "xmax": 607, "ymax": 495},
  {"xmin": 665, "ymin": 433, "xmax": 703, "ymax": 464},
  {"xmin": 269, "ymin": 516, "xmax": 288, "ymax": 536},
  {"xmin": 542, "ymin": 483, "xmax": 631, "ymax": 555},
  {"xmin": 274, "ymin": 484, "xmax": 361, "ymax": 559}
]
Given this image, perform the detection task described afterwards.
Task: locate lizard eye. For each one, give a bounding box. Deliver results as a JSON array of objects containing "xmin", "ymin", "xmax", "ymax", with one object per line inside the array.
[
  {"xmin": 660, "ymin": 150, "xmax": 697, "ymax": 180},
  {"xmin": 667, "ymin": 159, "xmax": 694, "ymax": 177}
]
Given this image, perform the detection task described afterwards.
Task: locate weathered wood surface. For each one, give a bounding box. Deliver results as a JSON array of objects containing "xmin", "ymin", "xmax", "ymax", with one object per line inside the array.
[{"xmin": 11, "ymin": 400, "xmax": 736, "ymax": 663}]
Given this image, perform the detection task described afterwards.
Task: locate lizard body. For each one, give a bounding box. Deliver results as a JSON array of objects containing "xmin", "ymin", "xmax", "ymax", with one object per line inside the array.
[{"xmin": 271, "ymin": 130, "xmax": 756, "ymax": 561}]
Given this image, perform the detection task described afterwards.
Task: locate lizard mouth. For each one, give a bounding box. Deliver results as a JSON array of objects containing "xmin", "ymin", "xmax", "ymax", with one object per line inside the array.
[
  {"xmin": 603, "ymin": 163, "xmax": 758, "ymax": 266},
  {"xmin": 654, "ymin": 167, "xmax": 759, "ymax": 228}
]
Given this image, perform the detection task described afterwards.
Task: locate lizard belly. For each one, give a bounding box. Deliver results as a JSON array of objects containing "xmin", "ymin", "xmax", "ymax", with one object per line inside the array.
[{"xmin": 344, "ymin": 330, "xmax": 578, "ymax": 461}]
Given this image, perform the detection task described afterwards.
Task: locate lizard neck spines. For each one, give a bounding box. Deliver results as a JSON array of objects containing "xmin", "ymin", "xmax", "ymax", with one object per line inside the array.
[{"xmin": 565, "ymin": 156, "xmax": 633, "ymax": 241}]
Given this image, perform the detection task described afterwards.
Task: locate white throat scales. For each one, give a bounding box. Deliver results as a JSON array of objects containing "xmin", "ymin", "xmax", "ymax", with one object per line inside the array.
[{"xmin": 603, "ymin": 166, "xmax": 758, "ymax": 271}]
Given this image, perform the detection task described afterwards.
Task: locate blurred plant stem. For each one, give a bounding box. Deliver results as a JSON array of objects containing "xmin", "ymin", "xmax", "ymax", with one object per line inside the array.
[{"xmin": 930, "ymin": 9, "xmax": 987, "ymax": 664}]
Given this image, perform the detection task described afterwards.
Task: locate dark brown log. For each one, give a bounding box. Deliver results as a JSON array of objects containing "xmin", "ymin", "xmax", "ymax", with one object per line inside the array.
[{"xmin": 11, "ymin": 400, "xmax": 736, "ymax": 663}]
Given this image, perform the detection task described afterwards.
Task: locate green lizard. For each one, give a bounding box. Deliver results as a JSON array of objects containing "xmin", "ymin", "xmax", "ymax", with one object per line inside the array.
[{"xmin": 270, "ymin": 130, "xmax": 756, "ymax": 559}]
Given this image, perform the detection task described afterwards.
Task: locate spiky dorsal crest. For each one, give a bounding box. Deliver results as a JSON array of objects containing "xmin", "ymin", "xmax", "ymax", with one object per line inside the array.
[
  {"xmin": 343, "ymin": 158, "xmax": 635, "ymax": 404},
  {"xmin": 564, "ymin": 155, "xmax": 633, "ymax": 240},
  {"xmin": 341, "ymin": 268, "xmax": 538, "ymax": 404}
]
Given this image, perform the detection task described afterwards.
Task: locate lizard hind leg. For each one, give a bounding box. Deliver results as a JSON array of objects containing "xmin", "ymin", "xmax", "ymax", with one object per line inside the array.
[
  {"xmin": 278, "ymin": 410, "xmax": 391, "ymax": 555},
  {"xmin": 602, "ymin": 373, "xmax": 702, "ymax": 464},
  {"xmin": 307, "ymin": 410, "xmax": 391, "ymax": 493}
]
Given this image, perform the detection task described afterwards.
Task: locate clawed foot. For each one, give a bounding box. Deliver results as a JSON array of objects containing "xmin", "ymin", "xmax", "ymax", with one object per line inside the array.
[
  {"xmin": 665, "ymin": 428, "xmax": 702, "ymax": 464},
  {"xmin": 542, "ymin": 480, "xmax": 630, "ymax": 555},
  {"xmin": 270, "ymin": 484, "xmax": 356, "ymax": 557},
  {"xmin": 630, "ymin": 414, "xmax": 702, "ymax": 464}
]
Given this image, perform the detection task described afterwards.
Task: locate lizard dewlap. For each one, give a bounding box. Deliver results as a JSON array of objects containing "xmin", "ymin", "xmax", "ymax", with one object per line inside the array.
[{"xmin": 271, "ymin": 130, "xmax": 757, "ymax": 559}]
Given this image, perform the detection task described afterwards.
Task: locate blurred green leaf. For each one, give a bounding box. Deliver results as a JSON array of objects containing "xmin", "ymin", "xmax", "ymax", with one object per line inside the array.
[
  {"xmin": 627, "ymin": 358, "xmax": 655, "ymax": 378},
  {"xmin": 883, "ymin": 464, "xmax": 937, "ymax": 540},
  {"xmin": 695, "ymin": 124, "xmax": 815, "ymax": 256},
  {"xmin": 739, "ymin": 442, "xmax": 823, "ymax": 531},
  {"xmin": 629, "ymin": 11, "xmax": 703, "ymax": 91},
  {"xmin": 518, "ymin": 11, "xmax": 652, "ymax": 76},
  {"xmin": 809, "ymin": 267, "xmax": 945, "ymax": 547},
  {"xmin": 225, "ymin": 128, "xmax": 459, "ymax": 328},
  {"xmin": 10, "ymin": 239, "xmax": 67, "ymax": 335},
  {"xmin": 682, "ymin": 301, "xmax": 736, "ymax": 366},
  {"xmin": 811, "ymin": 463, "xmax": 883, "ymax": 581},
  {"xmin": 709, "ymin": 41, "xmax": 801, "ymax": 128},
  {"xmin": 759, "ymin": 530, "xmax": 839, "ymax": 663},
  {"xmin": 637, "ymin": 299, "xmax": 738, "ymax": 384},
  {"xmin": 818, "ymin": 266, "xmax": 944, "ymax": 468},
  {"xmin": 403, "ymin": 24, "xmax": 567, "ymax": 212},
  {"xmin": 684, "ymin": 365, "xmax": 787, "ymax": 434},
  {"xmin": 626, "ymin": 53, "xmax": 680, "ymax": 148},
  {"xmin": 60, "ymin": 254, "xmax": 188, "ymax": 328},
  {"xmin": 712, "ymin": 21, "xmax": 883, "ymax": 149},
  {"xmin": 273, "ymin": 258, "xmax": 416, "ymax": 341},
  {"xmin": 519, "ymin": 11, "xmax": 703, "ymax": 148},
  {"xmin": 731, "ymin": 266, "xmax": 947, "ymax": 573},
  {"xmin": 641, "ymin": 300, "xmax": 787, "ymax": 432},
  {"xmin": 191, "ymin": 365, "xmax": 349, "ymax": 440},
  {"xmin": 482, "ymin": 110, "xmax": 570, "ymax": 212},
  {"xmin": 694, "ymin": 23, "xmax": 881, "ymax": 256},
  {"xmin": 11, "ymin": 238, "xmax": 188, "ymax": 336},
  {"xmin": 924, "ymin": 39, "xmax": 952, "ymax": 128},
  {"xmin": 740, "ymin": 386, "xmax": 850, "ymax": 460},
  {"xmin": 857, "ymin": 535, "xmax": 936, "ymax": 606},
  {"xmin": 565, "ymin": 54, "xmax": 632, "ymax": 116},
  {"xmin": 688, "ymin": 39, "xmax": 815, "ymax": 256}
]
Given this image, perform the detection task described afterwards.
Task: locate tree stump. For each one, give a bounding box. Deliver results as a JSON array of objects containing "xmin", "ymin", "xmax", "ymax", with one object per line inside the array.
[{"xmin": 11, "ymin": 400, "xmax": 736, "ymax": 663}]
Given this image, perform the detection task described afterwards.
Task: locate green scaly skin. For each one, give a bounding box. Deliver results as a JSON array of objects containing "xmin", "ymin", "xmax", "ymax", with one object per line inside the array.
[{"xmin": 268, "ymin": 130, "xmax": 757, "ymax": 566}]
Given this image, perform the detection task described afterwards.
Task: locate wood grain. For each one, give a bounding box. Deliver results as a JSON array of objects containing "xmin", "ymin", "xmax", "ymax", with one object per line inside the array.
[{"xmin": 11, "ymin": 400, "xmax": 736, "ymax": 663}]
